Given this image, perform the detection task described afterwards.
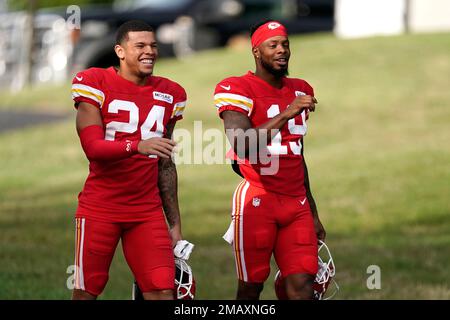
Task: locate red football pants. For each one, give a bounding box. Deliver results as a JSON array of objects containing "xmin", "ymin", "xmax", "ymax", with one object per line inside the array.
[
  {"xmin": 224, "ymin": 180, "xmax": 318, "ymax": 283},
  {"xmin": 73, "ymin": 212, "xmax": 174, "ymax": 296}
]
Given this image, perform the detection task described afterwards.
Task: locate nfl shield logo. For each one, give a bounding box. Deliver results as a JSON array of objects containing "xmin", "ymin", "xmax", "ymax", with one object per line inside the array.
[{"xmin": 252, "ymin": 197, "xmax": 261, "ymax": 207}]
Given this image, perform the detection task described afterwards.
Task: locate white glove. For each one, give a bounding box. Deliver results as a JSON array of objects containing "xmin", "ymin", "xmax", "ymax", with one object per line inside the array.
[
  {"xmin": 174, "ymin": 240, "xmax": 195, "ymax": 260},
  {"xmin": 222, "ymin": 221, "xmax": 234, "ymax": 245}
]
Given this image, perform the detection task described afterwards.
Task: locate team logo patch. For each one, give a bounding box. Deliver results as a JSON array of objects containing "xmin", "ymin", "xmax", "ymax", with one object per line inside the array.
[
  {"xmin": 153, "ymin": 91, "xmax": 173, "ymax": 104},
  {"xmin": 295, "ymin": 91, "xmax": 306, "ymax": 96},
  {"xmin": 252, "ymin": 197, "xmax": 261, "ymax": 207},
  {"xmin": 268, "ymin": 22, "xmax": 281, "ymax": 30}
]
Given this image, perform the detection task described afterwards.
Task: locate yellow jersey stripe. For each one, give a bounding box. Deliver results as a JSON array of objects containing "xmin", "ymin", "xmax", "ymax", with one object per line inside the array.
[
  {"xmin": 214, "ymin": 98, "xmax": 252, "ymax": 110},
  {"xmin": 214, "ymin": 92, "xmax": 253, "ymax": 104},
  {"xmin": 72, "ymin": 89, "xmax": 104, "ymax": 105}
]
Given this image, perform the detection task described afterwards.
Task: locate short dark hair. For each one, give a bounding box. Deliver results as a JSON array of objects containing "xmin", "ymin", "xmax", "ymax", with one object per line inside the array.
[
  {"xmin": 115, "ymin": 20, "xmax": 154, "ymax": 45},
  {"xmin": 250, "ymin": 18, "xmax": 273, "ymax": 37}
]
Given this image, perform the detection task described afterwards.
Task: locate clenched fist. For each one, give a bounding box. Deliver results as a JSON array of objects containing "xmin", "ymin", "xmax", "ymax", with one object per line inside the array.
[{"xmin": 283, "ymin": 95, "xmax": 318, "ymax": 119}]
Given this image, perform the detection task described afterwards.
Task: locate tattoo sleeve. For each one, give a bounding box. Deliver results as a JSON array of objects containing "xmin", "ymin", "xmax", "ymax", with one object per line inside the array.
[
  {"xmin": 222, "ymin": 110, "xmax": 289, "ymax": 159},
  {"xmin": 158, "ymin": 121, "xmax": 181, "ymax": 229},
  {"xmin": 302, "ymin": 141, "xmax": 319, "ymax": 217}
]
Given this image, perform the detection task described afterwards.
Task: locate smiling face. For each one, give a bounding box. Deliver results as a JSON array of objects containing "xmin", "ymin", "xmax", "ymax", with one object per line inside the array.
[
  {"xmin": 114, "ymin": 31, "xmax": 158, "ymax": 78},
  {"xmin": 254, "ymin": 35, "xmax": 290, "ymax": 77}
]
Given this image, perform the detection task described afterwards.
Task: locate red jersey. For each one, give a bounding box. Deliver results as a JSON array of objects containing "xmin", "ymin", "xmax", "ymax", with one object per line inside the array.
[
  {"xmin": 71, "ymin": 67, "xmax": 186, "ymax": 222},
  {"xmin": 214, "ymin": 71, "xmax": 314, "ymax": 197}
]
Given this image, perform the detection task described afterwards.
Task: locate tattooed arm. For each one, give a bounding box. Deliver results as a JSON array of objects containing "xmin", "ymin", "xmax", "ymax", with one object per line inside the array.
[
  {"xmin": 158, "ymin": 121, "xmax": 182, "ymax": 247},
  {"xmin": 302, "ymin": 140, "xmax": 326, "ymax": 241}
]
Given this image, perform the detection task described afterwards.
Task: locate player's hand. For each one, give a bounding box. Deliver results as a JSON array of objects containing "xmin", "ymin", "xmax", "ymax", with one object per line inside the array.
[
  {"xmin": 284, "ymin": 95, "xmax": 317, "ymax": 119},
  {"xmin": 174, "ymin": 240, "xmax": 195, "ymax": 260},
  {"xmin": 137, "ymin": 137, "xmax": 176, "ymax": 158},
  {"xmin": 314, "ymin": 216, "xmax": 326, "ymax": 241}
]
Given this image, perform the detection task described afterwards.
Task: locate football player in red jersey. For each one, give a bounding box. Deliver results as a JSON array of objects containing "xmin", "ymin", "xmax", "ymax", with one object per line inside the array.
[
  {"xmin": 71, "ymin": 20, "xmax": 187, "ymax": 300},
  {"xmin": 214, "ymin": 19, "xmax": 326, "ymax": 300}
]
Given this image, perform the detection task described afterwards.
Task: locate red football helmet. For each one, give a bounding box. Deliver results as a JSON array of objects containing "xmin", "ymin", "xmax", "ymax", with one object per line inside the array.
[
  {"xmin": 174, "ymin": 258, "xmax": 196, "ymax": 300},
  {"xmin": 274, "ymin": 240, "xmax": 339, "ymax": 300}
]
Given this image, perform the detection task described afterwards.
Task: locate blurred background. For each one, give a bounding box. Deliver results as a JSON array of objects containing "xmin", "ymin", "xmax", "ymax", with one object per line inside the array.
[
  {"xmin": 0, "ymin": 0, "xmax": 336, "ymax": 91},
  {"xmin": 0, "ymin": 0, "xmax": 449, "ymax": 299}
]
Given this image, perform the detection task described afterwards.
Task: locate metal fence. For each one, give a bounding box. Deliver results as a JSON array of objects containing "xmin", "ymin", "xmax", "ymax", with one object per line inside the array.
[{"xmin": 0, "ymin": 11, "xmax": 71, "ymax": 91}]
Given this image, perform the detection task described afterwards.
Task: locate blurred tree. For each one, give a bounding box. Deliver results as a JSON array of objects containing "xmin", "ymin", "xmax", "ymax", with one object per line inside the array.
[
  {"xmin": 24, "ymin": 0, "xmax": 36, "ymax": 87},
  {"xmin": 7, "ymin": 0, "xmax": 114, "ymax": 11}
]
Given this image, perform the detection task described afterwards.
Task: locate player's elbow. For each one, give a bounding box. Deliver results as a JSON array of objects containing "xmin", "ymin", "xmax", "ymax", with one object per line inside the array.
[
  {"xmin": 82, "ymin": 144, "xmax": 105, "ymax": 162},
  {"xmin": 79, "ymin": 139, "xmax": 105, "ymax": 161},
  {"xmin": 78, "ymin": 125, "xmax": 108, "ymax": 161},
  {"xmin": 232, "ymin": 134, "xmax": 260, "ymax": 160}
]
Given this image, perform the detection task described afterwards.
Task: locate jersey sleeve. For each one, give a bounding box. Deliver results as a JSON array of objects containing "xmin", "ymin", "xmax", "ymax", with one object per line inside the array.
[
  {"xmin": 71, "ymin": 69, "xmax": 105, "ymax": 109},
  {"xmin": 170, "ymin": 84, "xmax": 187, "ymax": 122},
  {"xmin": 214, "ymin": 78, "xmax": 254, "ymax": 118},
  {"xmin": 304, "ymin": 81, "xmax": 314, "ymax": 97},
  {"xmin": 294, "ymin": 79, "xmax": 314, "ymax": 97}
]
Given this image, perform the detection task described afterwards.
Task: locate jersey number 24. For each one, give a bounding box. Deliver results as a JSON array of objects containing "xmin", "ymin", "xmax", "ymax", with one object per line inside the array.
[{"xmin": 104, "ymin": 99, "xmax": 165, "ymax": 141}]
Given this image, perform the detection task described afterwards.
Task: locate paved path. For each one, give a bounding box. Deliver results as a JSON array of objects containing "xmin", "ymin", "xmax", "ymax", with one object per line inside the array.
[{"xmin": 0, "ymin": 110, "xmax": 69, "ymax": 133}]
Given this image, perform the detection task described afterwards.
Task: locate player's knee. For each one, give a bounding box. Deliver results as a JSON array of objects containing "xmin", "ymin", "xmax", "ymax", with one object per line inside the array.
[
  {"xmin": 72, "ymin": 289, "xmax": 97, "ymax": 300},
  {"xmin": 143, "ymin": 289, "xmax": 174, "ymax": 300},
  {"xmin": 285, "ymin": 274, "xmax": 314, "ymax": 300},
  {"xmin": 136, "ymin": 266, "xmax": 174, "ymax": 292},
  {"xmin": 84, "ymin": 273, "xmax": 109, "ymax": 297},
  {"xmin": 283, "ymin": 254, "xmax": 318, "ymax": 277},
  {"xmin": 248, "ymin": 266, "xmax": 271, "ymax": 283},
  {"xmin": 300, "ymin": 255, "xmax": 318, "ymax": 275},
  {"xmin": 237, "ymin": 281, "xmax": 264, "ymax": 300}
]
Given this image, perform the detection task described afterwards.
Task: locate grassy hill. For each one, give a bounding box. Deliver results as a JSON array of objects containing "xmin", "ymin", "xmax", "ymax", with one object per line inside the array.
[{"xmin": 0, "ymin": 31, "xmax": 449, "ymax": 299}]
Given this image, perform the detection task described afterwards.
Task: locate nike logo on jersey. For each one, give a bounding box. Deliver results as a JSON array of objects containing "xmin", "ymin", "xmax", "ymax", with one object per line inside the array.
[
  {"xmin": 295, "ymin": 90, "xmax": 306, "ymax": 96},
  {"xmin": 75, "ymin": 76, "xmax": 83, "ymax": 81},
  {"xmin": 220, "ymin": 85, "xmax": 231, "ymax": 91},
  {"xmin": 300, "ymin": 197, "xmax": 307, "ymax": 205}
]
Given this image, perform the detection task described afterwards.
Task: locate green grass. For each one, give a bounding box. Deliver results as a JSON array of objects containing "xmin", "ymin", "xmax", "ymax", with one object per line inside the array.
[{"xmin": 0, "ymin": 32, "xmax": 449, "ymax": 299}]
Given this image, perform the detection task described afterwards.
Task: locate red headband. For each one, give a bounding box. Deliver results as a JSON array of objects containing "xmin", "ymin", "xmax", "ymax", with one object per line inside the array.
[{"xmin": 251, "ymin": 21, "xmax": 288, "ymax": 48}]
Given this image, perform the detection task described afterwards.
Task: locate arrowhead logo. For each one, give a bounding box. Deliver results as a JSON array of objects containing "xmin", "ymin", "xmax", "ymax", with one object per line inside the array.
[
  {"xmin": 220, "ymin": 84, "xmax": 231, "ymax": 91},
  {"xmin": 268, "ymin": 22, "xmax": 281, "ymax": 30}
]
